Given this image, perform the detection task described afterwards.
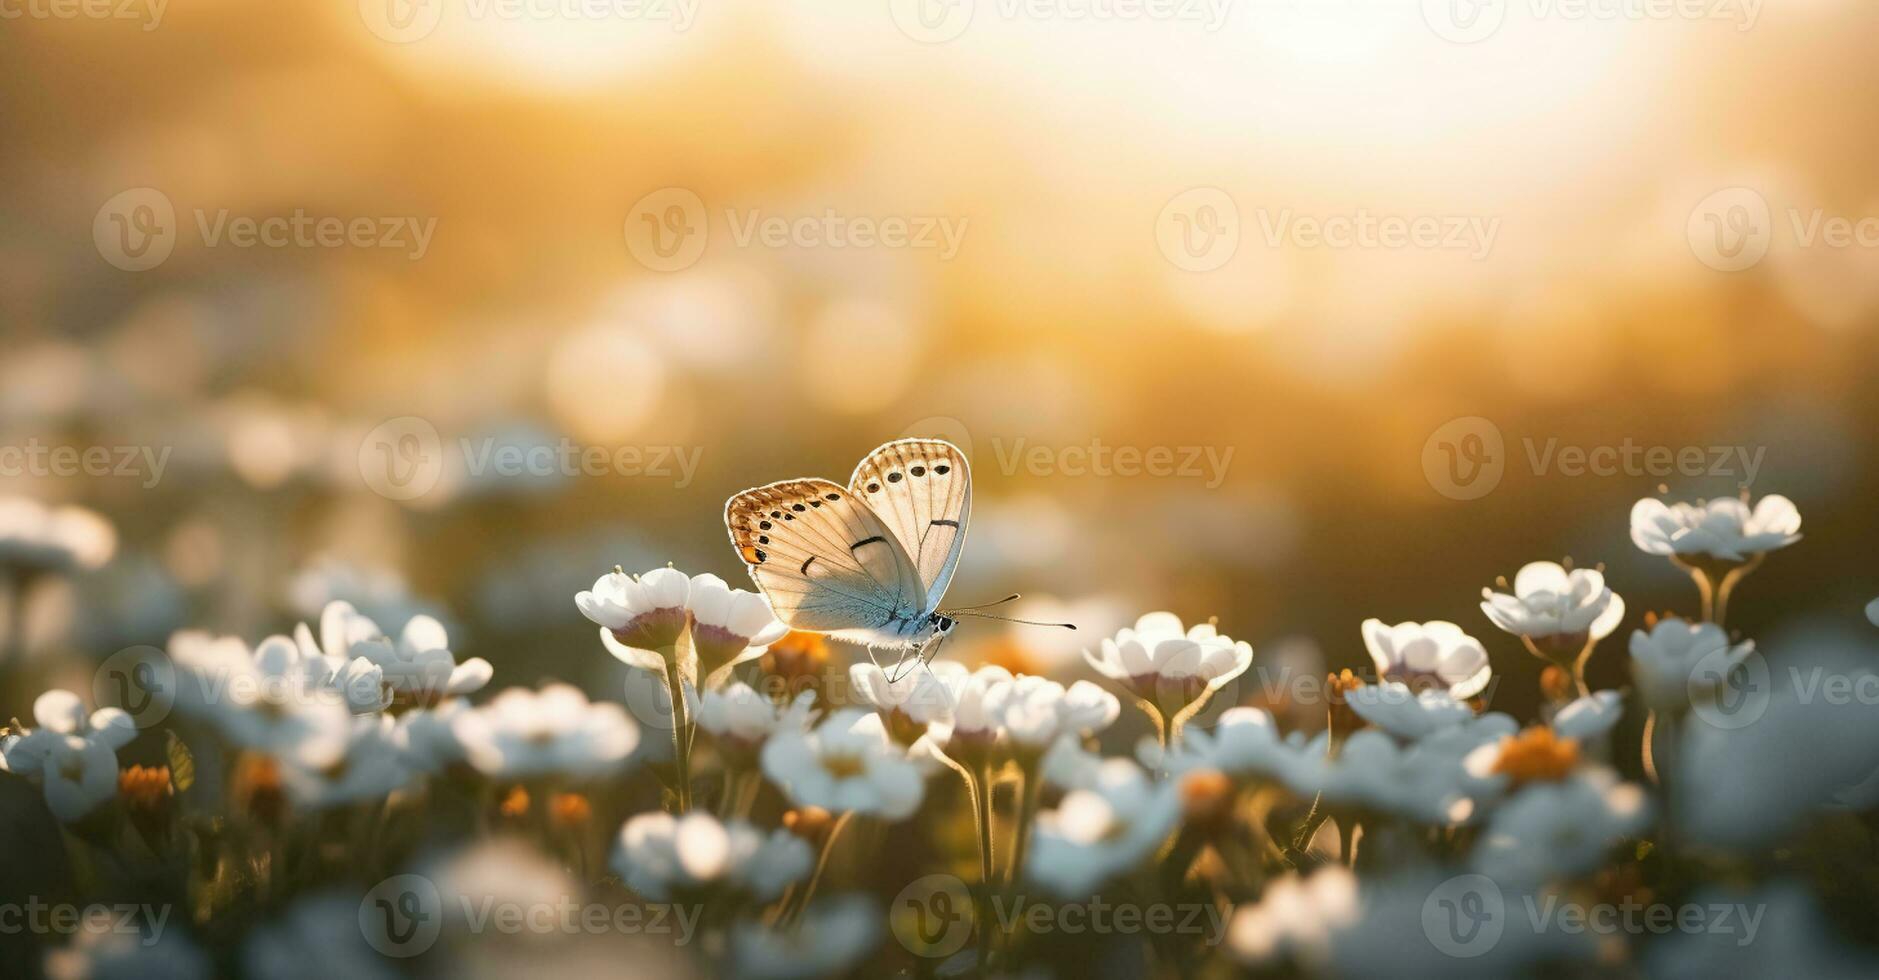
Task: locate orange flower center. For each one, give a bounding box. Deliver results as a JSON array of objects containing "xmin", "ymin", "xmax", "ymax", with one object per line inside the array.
[{"xmin": 1490, "ymin": 727, "xmax": 1579, "ymax": 785}]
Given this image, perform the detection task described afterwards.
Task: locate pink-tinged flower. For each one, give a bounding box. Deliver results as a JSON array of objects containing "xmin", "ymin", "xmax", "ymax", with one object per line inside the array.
[
  {"xmin": 1480, "ymin": 561, "xmax": 1625, "ymax": 642},
  {"xmin": 1360, "ymin": 619, "xmax": 1492, "ymax": 699},
  {"xmin": 685, "ymin": 573, "xmax": 788, "ymax": 677},
  {"xmin": 579, "ymin": 566, "xmax": 692, "ymax": 670},
  {"xmin": 1630, "ymin": 494, "xmax": 1801, "ymax": 564}
]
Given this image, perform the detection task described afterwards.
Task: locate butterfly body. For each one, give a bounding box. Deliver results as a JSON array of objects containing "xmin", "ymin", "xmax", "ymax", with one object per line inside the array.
[{"xmin": 725, "ymin": 439, "xmax": 971, "ymax": 674}]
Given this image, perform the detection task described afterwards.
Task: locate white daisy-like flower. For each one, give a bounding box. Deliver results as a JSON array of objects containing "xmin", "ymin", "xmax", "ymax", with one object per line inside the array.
[
  {"xmin": 0, "ymin": 496, "xmax": 117, "ymax": 574},
  {"xmin": 728, "ymin": 895, "xmax": 880, "ymax": 980},
  {"xmin": 759, "ymin": 708, "xmax": 924, "ymax": 820},
  {"xmin": 27, "ymin": 689, "xmax": 137, "ymax": 750},
  {"xmin": 1344, "ymin": 683, "xmax": 1474, "ymax": 740},
  {"xmin": 1479, "ymin": 561, "xmax": 1625, "ymax": 643},
  {"xmin": 578, "ymin": 566, "xmax": 691, "ymax": 671},
  {"xmin": 296, "ymin": 601, "xmax": 490, "ymax": 707},
  {"xmin": 1227, "ymin": 866, "xmax": 1359, "ymax": 969},
  {"xmin": 278, "ymin": 714, "xmax": 417, "ymax": 810},
  {"xmin": 1630, "ymin": 493, "xmax": 1802, "ymax": 564},
  {"xmin": 696, "ymin": 684, "xmax": 816, "ymax": 768},
  {"xmin": 1296, "ymin": 720, "xmax": 1510, "ymax": 826},
  {"xmin": 1628, "ymin": 617, "xmax": 1755, "ymax": 714},
  {"xmin": 1360, "ymin": 619, "xmax": 1493, "ymax": 699},
  {"xmin": 394, "ymin": 698, "xmax": 474, "ymax": 773},
  {"xmin": 940, "ymin": 665, "xmax": 1012, "ymax": 766},
  {"xmin": 33, "ymin": 733, "xmax": 120, "ymax": 823},
  {"xmin": 1551, "ymin": 690, "xmax": 1624, "ymax": 741},
  {"xmin": 1085, "ymin": 611, "xmax": 1254, "ymax": 711},
  {"xmin": 1026, "ymin": 757, "xmax": 1181, "ymax": 898},
  {"xmin": 848, "ymin": 659, "xmax": 965, "ymax": 747},
  {"xmin": 1473, "ymin": 768, "xmax": 1651, "ymax": 885},
  {"xmin": 685, "ymin": 572, "xmax": 788, "ymax": 677},
  {"xmin": 613, "ymin": 812, "xmax": 813, "ymax": 903},
  {"xmin": 982, "ymin": 674, "xmax": 1120, "ymax": 758},
  {"xmin": 1138, "ymin": 706, "xmax": 1312, "ymax": 785},
  {"xmin": 424, "ymin": 837, "xmax": 578, "ymax": 942},
  {"xmin": 168, "ymin": 632, "xmax": 352, "ymax": 769},
  {"xmin": 453, "ymin": 683, "xmax": 639, "ymax": 780}
]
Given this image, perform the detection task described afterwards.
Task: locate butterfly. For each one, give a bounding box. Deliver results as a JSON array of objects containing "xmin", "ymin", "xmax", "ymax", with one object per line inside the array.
[{"xmin": 725, "ymin": 438, "xmax": 1068, "ymax": 681}]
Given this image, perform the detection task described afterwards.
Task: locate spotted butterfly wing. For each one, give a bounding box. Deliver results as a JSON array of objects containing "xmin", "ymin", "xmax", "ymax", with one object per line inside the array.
[
  {"xmin": 849, "ymin": 439, "xmax": 971, "ymax": 604},
  {"xmin": 724, "ymin": 478, "xmax": 928, "ymax": 645}
]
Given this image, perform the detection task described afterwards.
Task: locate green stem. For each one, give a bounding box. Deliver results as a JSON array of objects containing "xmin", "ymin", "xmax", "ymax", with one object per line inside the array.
[
  {"xmin": 786, "ymin": 810, "xmax": 853, "ymax": 926},
  {"xmin": 663, "ymin": 656, "xmax": 692, "ymax": 813},
  {"xmin": 998, "ymin": 766, "xmax": 1043, "ymax": 963}
]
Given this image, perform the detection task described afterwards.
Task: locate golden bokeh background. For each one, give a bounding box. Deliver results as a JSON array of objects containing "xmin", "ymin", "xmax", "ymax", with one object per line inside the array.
[{"xmin": 5, "ymin": 0, "xmax": 1878, "ymax": 720}]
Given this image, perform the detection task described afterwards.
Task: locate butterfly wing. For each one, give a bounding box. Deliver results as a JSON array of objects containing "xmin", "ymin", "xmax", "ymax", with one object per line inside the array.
[
  {"xmin": 849, "ymin": 439, "xmax": 971, "ymax": 608},
  {"xmin": 724, "ymin": 478, "xmax": 927, "ymax": 638}
]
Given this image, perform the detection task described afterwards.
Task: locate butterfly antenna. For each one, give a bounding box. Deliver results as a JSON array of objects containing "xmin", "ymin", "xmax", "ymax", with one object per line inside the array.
[
  {"xmin": 947, "ymin": 611, "xmax": 1077, "ymax": 630},
  {"xmin": 941, "ymin": 593, "xmax": 1023, "ymax": 613}
]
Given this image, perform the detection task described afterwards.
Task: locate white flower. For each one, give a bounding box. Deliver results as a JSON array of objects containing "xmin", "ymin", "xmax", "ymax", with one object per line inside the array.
[
  {"xmin": 453, "ymin": 683, "xmax": 639, "ymax": 780},
  {"xmin": 395, "ymin": 698, "xmax": 474, "ymax": 773},
  {"xmin": 1645, "ymin": 883, "xmax": 1879, "ymax": 980},
  {"xmin": 1473, "ymin": 768, "xmax": 1651, "ymax": 885},
  {"xmin": 36, "ymin": 734, "xmax": 120, "ymax": 823},
  {"xmin": 579, "ymin": 566, "xmax": 691, "ymax": 671},
  {"xmin": 1027, "ymin": 758, "xmax": 1181, "ymax": 898},
  {"xmin": 982, "ymin": 674, "xmax": 1120, "ymax": 756},
  {"xmin": 685, "ymin": 572, "xmax": 788, "ymax": 676},
  {"xmin": 613, "ymin": 812, "xmax": 812, "ymax": 902},
  {"xmin": 1344, "ymin": 683, "xmax": 1474, "ymax": 740},
  {"xmin": 167, "ymin": 632, "xmax": 351, "ymax": 769},
  {"xmin": 1139, "ymin": 707, "xmax": 1311, "ymax": 785},
  {"xmin": 1325, "ymin": 870, "xmax": 1595, "ymax": 978},
  {"xmin": 1628, "ymin": 617, "xmax": 1754, "ymax": 713},
  {"xmin": 1298, "ymin": 720, "xmax": 1512, "ymax": 826},
  {"xmin": 1479, "ymin": 561, "xmax": 1625, "ymax": 641},
  {"xmin": 849, "ymin": 659, "xmax": 965, "ymax": 746},
  {"xmin": 425, "ymin": 838, "xmax": 578, "ymax": 941},
  {"xmin": 1227, "ymin": 866, "xmax": 1359, "ymax": 968},
  {"xmin": 1360, "ymin": 619, "xmax": 1492, "ymax": 699},
  {"xmin": 697, "ymin": 684, "xmax": 816, "ymax": 767},
  {"xmin": 760, "ymin": 708, "xmax": 924, "ymax": 819},
  {"xmin": 242, "ymin": 894, "xmax": 400, "ymax": 980},
  {"xmin": 296, "ymin": 601, "xmax": 489, "ymax": 707},
  {"xmin": 28, "ymin": 689, "xmax": 136, "ymax": 750},
  {"xmin": 941, "ymin": 665, "xmax": 1013, "ymax": 764},
  {"xmin": 1085, "ymin": 611, "xmax": 1254, "ymax": 709},
  {"xmin": 728, "ymin": 896, "xmax": 879, "ymax": 980},
  {"xmin": 1630, "ymin": 493, "xmax": 1802, "ymax": 563},
  {"xmin": 279, "ymin": 715, "xmax": 417, "ymax": 810},
  {"xmin": 0, "ymin": 496, "xmax": 116, "ymax": 574},
  {"xmin": 1551, "ymin": 690, "xmax": 1623, "ymax": 741}
]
